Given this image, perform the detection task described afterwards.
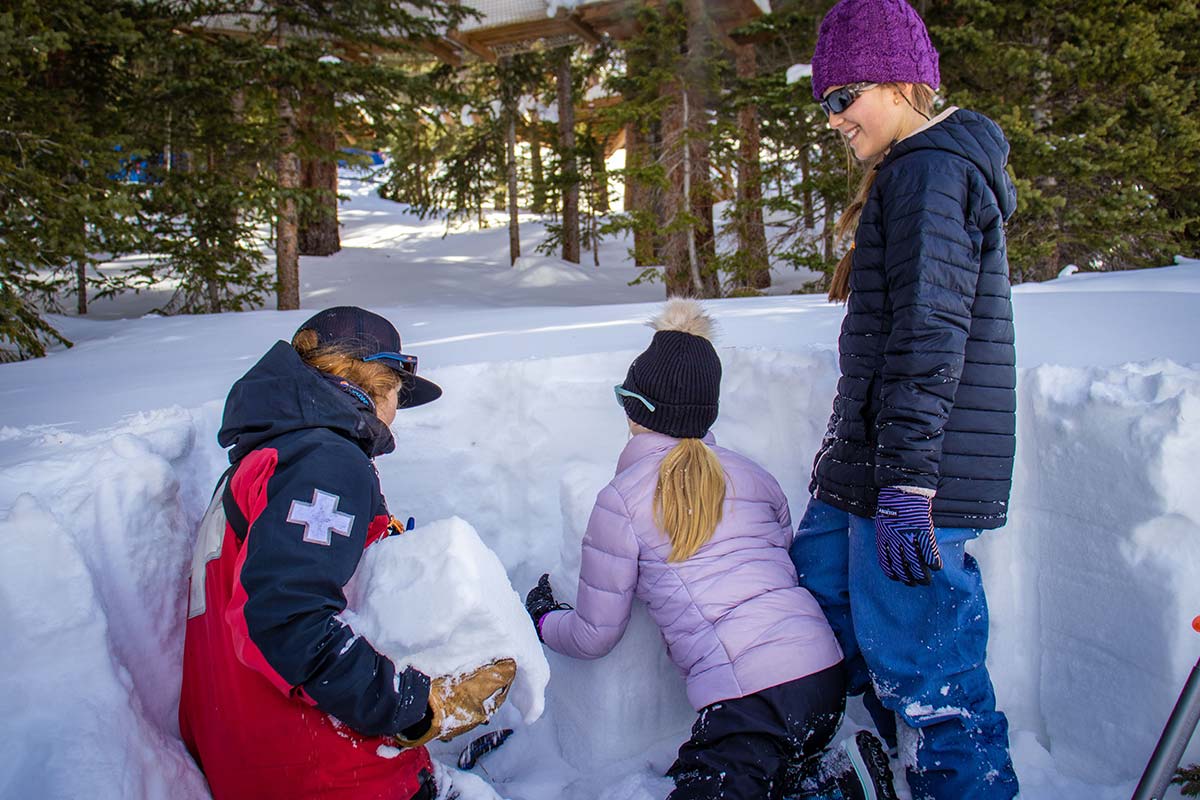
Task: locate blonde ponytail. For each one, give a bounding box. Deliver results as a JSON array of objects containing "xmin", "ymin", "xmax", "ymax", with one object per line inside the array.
[
  {"xmin": 655, "ymin": 438, "xmax": 726, "ymax": 562},
  {"xmin": 827, "ymin": 83, "xmax": 938, "ymax": 302}
]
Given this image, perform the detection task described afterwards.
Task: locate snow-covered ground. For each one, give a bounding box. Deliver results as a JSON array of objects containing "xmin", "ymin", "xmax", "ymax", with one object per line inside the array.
[{"xmin": 1, "ymin": 175, "xmax": 1198, "ymax": 799}]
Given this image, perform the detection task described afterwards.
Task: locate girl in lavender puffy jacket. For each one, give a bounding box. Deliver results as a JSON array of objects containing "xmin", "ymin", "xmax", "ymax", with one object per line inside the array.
[{"xmin": 524, "ymin": 300, "xmax": 898, "ymax": 800}]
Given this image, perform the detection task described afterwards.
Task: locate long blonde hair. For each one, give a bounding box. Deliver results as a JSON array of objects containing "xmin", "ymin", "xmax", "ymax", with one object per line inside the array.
[
  {"xmin": 292, "ymin": 328, "xmax": 401, "ymax": 407},
  {"xmin": 655, "ymin": 438, "xmax": 726, "ymax": 562},
  {"xmin": 828, "ymin": 83, "xmax": 937, "ymax": 302}
]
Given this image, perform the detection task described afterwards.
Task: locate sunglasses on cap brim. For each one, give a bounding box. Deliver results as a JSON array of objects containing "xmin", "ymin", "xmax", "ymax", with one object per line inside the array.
[
  {"xmin": 614, "ymin": 384, "xmax": 656, "ymax": 412},
  {"xmin": 818, "ymin": 82, "xmax": 877, "ymax": 116},
  {"xmin": 363, "ymin": 351, "xmax": 418, "ymax": 375}
]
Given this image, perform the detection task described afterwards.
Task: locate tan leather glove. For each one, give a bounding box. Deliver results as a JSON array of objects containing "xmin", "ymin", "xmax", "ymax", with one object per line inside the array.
[{"xmin": 393, "ymin": 658, "xmax": 517, "ymax": 748}]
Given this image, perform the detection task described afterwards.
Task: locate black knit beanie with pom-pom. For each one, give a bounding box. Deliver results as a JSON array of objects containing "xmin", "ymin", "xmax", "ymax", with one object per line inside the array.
[{"xmin": 619, "ymin": 299, "xmax": 721, "ymax": 439}]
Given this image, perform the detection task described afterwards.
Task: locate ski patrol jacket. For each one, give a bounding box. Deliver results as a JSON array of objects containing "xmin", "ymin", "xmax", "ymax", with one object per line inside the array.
[
  {"xmin": 179, "ymin": 341, "xmax": 434, "ymax": 800},
  {"xmin": 810, "ymin": 109, "xmax": 1019, "ymax": 530},
  {"xmin": 540, "ymin": 432, "xmax": 844, "ymax": 711}
]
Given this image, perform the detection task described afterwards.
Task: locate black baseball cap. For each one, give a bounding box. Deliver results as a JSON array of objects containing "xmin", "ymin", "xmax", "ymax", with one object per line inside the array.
[{"xmin": 295, "ymin": 306, "xmax": 442, "ymax": 408}]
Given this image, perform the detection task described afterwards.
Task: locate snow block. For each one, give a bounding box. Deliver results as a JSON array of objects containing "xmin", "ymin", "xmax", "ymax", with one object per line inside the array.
[{"xmin": 343, "ymin": 516, "xmax": 551, "ymax": 725}]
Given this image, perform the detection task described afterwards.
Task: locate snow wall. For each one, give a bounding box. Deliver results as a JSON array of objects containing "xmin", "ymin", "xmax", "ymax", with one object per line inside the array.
[{"xmin": 1, "ymin": 348, "xmax": 1198, "ymax": 798}]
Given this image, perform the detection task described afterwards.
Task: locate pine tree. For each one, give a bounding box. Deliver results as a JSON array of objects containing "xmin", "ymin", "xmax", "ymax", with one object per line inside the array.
[
  {"xmin": 733, "ymin": 0, "xmax": 850, "ymax": 292},
  {"xmin": 489, "ymin": 53, "xmax": 549, "ymax": 264},
  {"xmin": 1, "ymin": 0, "xmax": 473, "ymax": 357},
  {"xmin": 378, "ymin": 59, "xmax": 504, "ymax": 229},
  {"xmin": 161, "ymin": 0, "xmax": 472, "ymax": 309},
  {"xmin": 0, "ymin": 0, "xmax": 147, "ymax": 359},
  {"xmin": 375, "ymin": 70, "xmax": 458, "ymax": 213},
  {"xmin": 532, "ymin": 41, "xmax": 617, "ymax": 265},
  {"xmin": 602, "ymin": 0, "xmax": 725, "ymax": 296},
  {"xmin": 927, "ymin": 0, "xmax": 1200, "ymax": 280},
  {"xmin": 298, "ymin": 87, "xmax": 341, "ymax": 257},
  {"xmin": 123, "ymin": 11, "xmax": 278, "ymax": 315},
  {"xmin": 554, "ymin": 45, "xmax": 582, "ymax": 264},
  {"xmin": 730, "ymin": 43, "xmax": 771, "ymax": 291}
]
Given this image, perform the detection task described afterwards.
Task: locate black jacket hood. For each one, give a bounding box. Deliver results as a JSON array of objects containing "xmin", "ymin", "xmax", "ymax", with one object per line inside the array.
[
  {"xmin": 883, "ymin": 108, "xmax": 1018, "ymax": 222},
  {"xmin": 218, "ymin": 341, "xmax": 395, "ymax": 462}
]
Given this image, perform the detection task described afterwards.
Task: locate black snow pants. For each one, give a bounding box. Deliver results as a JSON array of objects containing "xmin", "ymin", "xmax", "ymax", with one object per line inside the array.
[{"xmin": 666, "ymin": 662, "xmax": 846, "ymax": 800}]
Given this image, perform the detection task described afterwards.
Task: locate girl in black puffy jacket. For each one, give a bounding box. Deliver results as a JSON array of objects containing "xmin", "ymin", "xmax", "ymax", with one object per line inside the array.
[{"xmin": 787, "ymin": 1, "xmax": 1021, "ymax": 799}]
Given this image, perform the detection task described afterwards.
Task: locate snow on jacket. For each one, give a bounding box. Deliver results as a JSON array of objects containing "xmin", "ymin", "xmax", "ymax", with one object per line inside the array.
[
  {"xmin": 540, "ymin": 431, "xmax": 843, "ymax": 711},
  {"xmin": 810, "ymin": 109, "xmax": 1018, "ymax": 529},
  {"xmin": 180, "ymin": 341, "xmax": 433, "ymax": 800}
]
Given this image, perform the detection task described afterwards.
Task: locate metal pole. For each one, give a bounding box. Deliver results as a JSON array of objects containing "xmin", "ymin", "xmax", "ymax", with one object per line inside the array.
[{"xmin": 1131, "ymin": 617, "xmax": 1200, "ymax": 800}]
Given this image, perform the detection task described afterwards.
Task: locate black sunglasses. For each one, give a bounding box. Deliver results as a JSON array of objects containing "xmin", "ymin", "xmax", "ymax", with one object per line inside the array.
[{"xmin": 818, "ymin": 82, "xmax": 877, "ymax": 116}]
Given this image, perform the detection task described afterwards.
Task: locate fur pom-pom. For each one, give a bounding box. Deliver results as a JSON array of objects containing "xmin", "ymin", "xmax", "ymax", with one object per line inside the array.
[{"xmin": 649, "ymin": 298, "xmax": 716, "ymax": 341}]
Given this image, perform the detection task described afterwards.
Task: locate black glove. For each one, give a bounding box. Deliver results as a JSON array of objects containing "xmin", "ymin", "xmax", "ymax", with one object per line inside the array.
[{"xmin": 525, "ymin": 573, "xmax": 571, "ymax": 641}]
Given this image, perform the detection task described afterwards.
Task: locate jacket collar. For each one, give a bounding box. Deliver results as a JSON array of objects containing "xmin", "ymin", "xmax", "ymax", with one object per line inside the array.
[
  {"xmin": 218, "ymin": 341, "xmax": 396, "ymax": 462},
  {"xmin": 898, "ymin": 105, "xmax": 959, "ymax": 142},
  {"xmin": 615, "ymin": 430, "xmax": 717, "ymax": 475}
]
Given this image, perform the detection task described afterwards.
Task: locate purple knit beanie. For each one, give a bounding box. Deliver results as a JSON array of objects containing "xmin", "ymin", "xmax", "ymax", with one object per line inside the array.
[{"xmin": 811, "ymin": 0, "xmax": 940, "ymax": 101}]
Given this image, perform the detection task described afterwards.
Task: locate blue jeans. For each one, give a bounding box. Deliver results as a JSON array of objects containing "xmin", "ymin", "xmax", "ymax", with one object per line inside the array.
[{"xmin": 789, "ymin": 496, "xmax": 1019, "ymax": 800}]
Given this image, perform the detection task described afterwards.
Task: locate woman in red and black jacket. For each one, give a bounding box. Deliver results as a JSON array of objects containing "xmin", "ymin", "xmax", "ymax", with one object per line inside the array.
[{"xmin": 180, "ymin": 307, "xmax": 512, "ymax": 800}]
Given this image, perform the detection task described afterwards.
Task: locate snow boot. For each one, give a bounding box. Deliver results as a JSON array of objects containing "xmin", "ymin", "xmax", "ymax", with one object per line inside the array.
[
  {"xmin": 838, "ymin": 730, "xmax": 900, "ymax": 800},
  {"xmin": 780, "ymin": 730, "xmax": 899, "ymax": 800}
]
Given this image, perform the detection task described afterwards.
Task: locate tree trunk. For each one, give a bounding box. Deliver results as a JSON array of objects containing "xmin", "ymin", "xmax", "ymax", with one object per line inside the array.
[
  {"xmin": 734, "ymin": 44, "xmax": 770, "ymax": 290},
  {"xmin": 205, "ymin": 147, "xmax": 220, "ymax": 313},
  {"xmin": 164, "ymin": 109, "xmax": 173, "ymax": 175},
  {"xmin": 689, "ymin": 99, "xmax": 719, "ymax": 298},
  {"xmin": 506, "ymin": 99, "xmax": 520, "ymax": 266},
  {"xmin": 626, "ymin": 122, "xmax": 658, "ymax": 267},
  {"xmin": 695, "ymin": 179, "xmax": 719, "ymax": 296},
  {"xmin": 661, "ymin": 80, "xmax": 708, "ymax": 297},
  {"xmin": 592, "ymin": 206, "xmax": 600, "ymax": 266},
  {"xmin": 556, "ymin": 49, "xmax": 580, "ymax": 264},
  {"xmin": 529, "ymin": 112, "xmax": 546, "ymax": 214},
  {"xmin": 276, "ymin": 89, "xmax": 301, "ymax": 310},
  {"xmin": 76, "ymin": 261, "xmax": 87, "ymax": 315},
  {"xmin": 591, "ymin": 132, "xmax": 609, "ymax": 213},
  {"xmin": 661, "ymin": 0, "xmax": 718, "ymax": 298},
  {"xmin": 661, "ymin": 78, "xmax": 690, "ymax": 295},
  {"xmin": 624, "ymin": 123, "xmax": 639, "ymax": 215},
  {"xmin": 822, "ymin": 195, "xmax": 835, "ymax": 264},
  {"xmin": 298, "ymin": 101, "xmax": 340, "ymax": 257},
  {"xmin": 689, "ymin": 2, "xmax": 719, "ymax": 298},
  {"xmin": 799, "ymin": 144, "xmax": 814, "ymax": 230}
]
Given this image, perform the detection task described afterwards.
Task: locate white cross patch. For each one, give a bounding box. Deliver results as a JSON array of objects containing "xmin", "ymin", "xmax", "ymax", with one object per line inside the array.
[{"xmin": 287, "ymin": 489, "xmax": 355, "ymax": 546}]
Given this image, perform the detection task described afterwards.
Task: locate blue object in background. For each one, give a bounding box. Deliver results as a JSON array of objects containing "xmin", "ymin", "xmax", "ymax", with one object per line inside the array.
[
  {"xmin": 338, "ymin": 147, "xmax": 385, "ymax": 168},
  {"xmin": 108, "ymin": 145, "xmax": 184, "ymax": 184}
]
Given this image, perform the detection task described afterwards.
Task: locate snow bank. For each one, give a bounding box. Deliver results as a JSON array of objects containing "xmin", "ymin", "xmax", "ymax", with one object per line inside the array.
[
  {"xmin": 980, "ymin": 360, "xmax": 1200, "ymax": 783},
  {"xmin": 504, "ymin": 257, "xmax": 595, "ymax": 289},
  {"xmin": 342, "ymin": 516, "xmax": 550, "ymax": 725},
  {"xmin": 0, "ymin": 407, "xmax": 221, "ymax": 800}
]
